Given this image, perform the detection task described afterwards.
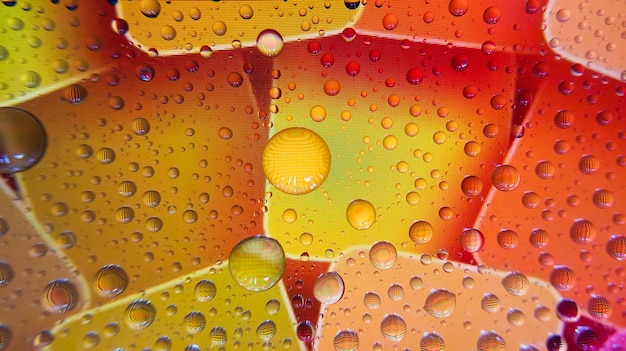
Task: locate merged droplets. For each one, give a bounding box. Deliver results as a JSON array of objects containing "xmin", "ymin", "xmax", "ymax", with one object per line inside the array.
[
  {"xmin": 256, "ymin": 29, "xmax": 284, "ymax": 57},
  {"xmin": 313, "ymin": 271, "xmax": 345, "ymax": 304},
  {"xmin": 369, "ymin": 241, "xmax": 397, "ymax": 270},
  {"xmin": 0, "ymin": 107, "xmax": 47, "ymax": 173},
  {"xmin": 262, "ymin": 128, "xmax": 331, "ymax": 195},
  {"xmin": 228, "ymin": 236, "xmax": 286, "ymax": 292},
  {"xmin": 125, "ymin": 299, "xmax": 156, "ymax": 330},
  {"xmin": 94, "ymin": 264, "xmax": 128, "ymax": 298},
  {"xmin": 333, "ymin": 330, "xmax": 359, "ymax": 351},
  {"xmin": 424, "ymin": 289, "xmax": 456, "ymax": 318},
  {"xmin": 42, "ymin": 279, "xmax": 79, "ymax": 314},
  {"xmin": 346, "ymin": 199, "xmax": 376, "ymax": 230},
  {"xmin": 380, "ymin": 314, "xmax": 407, "ymax": 341},
  {"xmin": 491, "ymin": 165, "xmax": 520, "ymax": 192},
  {"xmin": 476, "ymin": 331, "xmax": 506, "ymax": 351}
]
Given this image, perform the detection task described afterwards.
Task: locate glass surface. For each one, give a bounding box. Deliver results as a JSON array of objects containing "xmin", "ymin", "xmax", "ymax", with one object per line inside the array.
[{"xmin": 0, "ymin": 0, "xmax": 625, "ymax": 350}]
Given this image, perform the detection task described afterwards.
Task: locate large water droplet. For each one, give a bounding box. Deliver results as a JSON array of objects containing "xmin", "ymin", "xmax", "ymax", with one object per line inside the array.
[{"xmin": 229, "ymin": 236, "xmax": 285, "ymax": 292}]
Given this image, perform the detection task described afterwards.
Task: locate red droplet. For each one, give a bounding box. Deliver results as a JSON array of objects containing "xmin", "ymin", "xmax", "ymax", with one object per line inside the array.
[
  {"xmin": 346, "ymin": 61, "xmax": 361, "ymax": 76},
  {"xmin": 307, "ymin": 41, "xmax": 322, "ymax": 55},
  {"xmin": 406, "ymin": 68, "xmax": 424, "ymax": 85}
]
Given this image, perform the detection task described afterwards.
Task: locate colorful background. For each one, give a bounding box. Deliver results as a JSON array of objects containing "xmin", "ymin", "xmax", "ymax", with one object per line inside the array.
[{"xmin": 0, "ymin": 0, "xmax": 624, "ymax": 350}]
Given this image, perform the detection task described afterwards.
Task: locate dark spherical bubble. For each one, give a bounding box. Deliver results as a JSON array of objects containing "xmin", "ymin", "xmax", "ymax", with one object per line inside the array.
[
  {"xmin": 451, "ymin": 54, "xmax": 469, "ymax": 71},
  {"xmin": 574, "ymin": 326, "xmax": 598, "ymax": 349},
  {"xmin": 341, "ymin": 27, "xmax": 357, "ymax": 42},
  {"xmin": 2, "ymin": 2, "xmax": 17, "ymax": 6},
  {"xmin": 344, "ymin": 0, "xmax": 360, "ymax": 9},
  {"xmin": 556, "ymin": 298, "xmax": 580, "ymax": 322},
  {"xmin": 515, "ymin": 89, "xmax": 533, "ymax": 106},
  {"xmin": 546, "ymin": 334, "xmax": 566, "ymax": 351}
]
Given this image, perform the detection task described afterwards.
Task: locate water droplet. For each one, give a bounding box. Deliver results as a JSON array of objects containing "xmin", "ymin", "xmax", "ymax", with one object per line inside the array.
[
  {"xmin": 265, "ymin": 299, "xmax": 280, "ymax": 314},
  {"xmin": 382, "ymin": 14, "xmax": 399, "ymax": 30},
  {"xmin": 481, "ymin": 293, "xmax": 500, "ymax": 313},
  {"xmin": 535, "ymin": 161, "xmax": 555, "ymax": 179},
  {"xmin": 96, "ymin": 147, "xmax": 116, "ymax": 164},
  {"xmin": 262, "ymin": 127, "xmax": 331, "ymax": 195},
  {"xmin": 574, "ymin": 326, "xmax": 597, "ymax": 349},
  {"xmin": 239, "ymin": 4, "xmax": 254, "ymax": 19},
  {"xmin": 229, "ymin": 236, "xmax": 285, "ymax": 292},
  {"xmin": 464, "ymin": 141, "xmax": 481, "ymax": 157},
  {"xmin": 409, "ymin": 220, "xmax": 433, "ymax": 244},
  {"xmin": 345, "ymin": 199, "xmax": 376, "ymax": 230},
  {"xmin": 546, "ymin": 334, "xmax": 566, "ymax": 351},
  {"xmin": 587, "ymin": 295, "xmax": 611, "ymax": 319},
  {"xmin": 296, "ymin": 321, "xmax": 315, "ymax": 341},
  {"xmin": 0, "ymin": 261, "xmax": 14, "ymax": 287},
  {"xmin": 256, "ymin": 29, "xmax": 284, "ymax": 57},
  {"xmin": 556, "ymin": 298, "xmax": 580, "ymax": 322},
  {"xmin": 451, "ymin": 54, "xmax": 469, "ymax": 71},
  {"xmin": 420, "ymin": 332, "xmax": 445, "ymax": 351},
  {"xmin": 115, "ymin": 206, "xmax": 134, "ymax": 224},
  {"xmin": 496, "ymin": 229, "xmax": 518, "ymax": 249},
  {"xmin": 94, "ymin": 264, "xmax": 128, "ymax": 298},
  {"xmin": 195, "ymin": 280, "xmax": 216, "ymax": 302},
  {"xmin": 184, "ymin": 311, "xmax": 206, "ymax": 334},
  {"xmin": 183, "ymin": 210, "xmax": 198, "ymax": 224},
  {"xmin": 118, "ymin": 181, "xmax": 137, "ymax": 197},
  {"xmin": 459, "ymin": 228, "xmax": 484, "ymax": 253},
  {"xmin": 160, "ymin": 25, "xmax": 176, "ymax": 40},
  {"xmin": 570, "ymin": 219, "xmax": 596, "ymax": 244},
  {"xmin": 606, "ymin": 235, "xmax": 626, "ymax": 261},
  {"xmin": 491, "ymin": 165, "xmax": 520, "ymax": 192},
  {"xmin": 0, "ymin": 107, "xmax": 47, "ymax": 173},
  {"xmin": 461, "ymin": 176, "xmax": 483, "ymax": 197},
  {"xmin": 476, "ymin": 331, "xmax": 506, "ymax": 351},
  {"xmin": 143, "ymin": 190, "xmax": 161, "ymax": 208},
  {"xmin": 20, "ymin": 70, "xmax": 41, "ymax": 88},
  {"xmin": 313, "ymin": 271, "xmax": 344, "ymax": 304},
  {"xmin": 282, "ymin": 208, "xmax": 297, "ymax": 223},
  {"xmin": 210, "ymin": 327, "xmax": 227, "ymax": 346},
  {"xmin": 578, "ymin": 155, "xmax": 599, "ymax": 174},
  {"xmin": 218, "ymin": 127, "xmax": 233, "ymax": 140},
  {"xmin": 380, "ymin": 314, "xmax": 406, "ymax": 341},
  {"xmin": 145, "ymin": 216, "xmax": 163, "ymax": 232},
  {"xmin": 424, "ymin": 289, "xmax": 456, "ymax": 318},
  {"xmin": 549, "ymin": 266, "xmax": 576, "ymax": 291},
  {"xmin": 126, "ymin": 299, "xmax": 156, "ymax": 329},
  {"xmin": 483, "ymin": 6, "xmax": 501, "ymax": 24},
  {"xmin": 310, "ymin": 105, "xmax": 327, "ymax": 122},
  {"xmin": 140, "ymin": 0, "xmax": 161, "ymax": 18},
  {"xmin": 154, "ymin": 336, "xmax": 172, "ymax": 351},
  {"xmin": 369, "ymin": 241, "xmax": 397, "ymax": 270},
  {"xmin": 554, "ymin": 110, "xmax": 574, "ymax": 128},
  {"xmin": 501, "ymin": 272, "xmax": 529, "ymax": 296},
  {"xmin": 324, "ymin": 79, "xmax": 341, "ymax": 96},
  {"xmin": 333, "ymin": 330, "xmax": 359, "ymax": 351},
  {"xmin": 44, "ymin": 279, "xmax": 79, "ymax": 313},
  {"xmin": 364, "ymin": 292, "xmax": 381, "ymax": 309},
  {"xmin": 256, "ymin": 320, "xmax": 277, "ymax": 341},
  {"xmin": 344, "ymin": 0, "xmax": 360, "ymax": 9}
]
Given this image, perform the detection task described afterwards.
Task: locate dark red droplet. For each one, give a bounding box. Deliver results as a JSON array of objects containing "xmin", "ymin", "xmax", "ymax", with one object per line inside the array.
[
  {"xmin": 406, "ymin": 68, "xmax": 424, "ymax": 85},
  {"xmin": 320, "ymin": 54, "xmax": 334, "ymax": 68},
  {"xmin": 369, "ymin": 49, "xmax": 382, "ymax": 62},
  {"xmin": 451, "ymin": 54, "xmax": 469, "ymax": 71},
  {"xmin": 307, "ymin": 41, "xmax": 322, "ymax": 55},
  {"xmin": 346, "ymin": 61, "xmax": 361, "ymax": 76}
]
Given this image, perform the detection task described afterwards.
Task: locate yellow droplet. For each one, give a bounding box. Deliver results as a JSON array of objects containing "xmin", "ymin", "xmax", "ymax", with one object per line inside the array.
[
  {"xmin": 125, "ymin": 300, "xmax": 156, "ymax": 329},
  {"xmin": 262, "ymin": 128, "xmax": 331, "ymax": 195},
  {"xmin": 229, "ymin": 236, "xmax": 285, "ymax": 292},
  {"xmin": 94, "ymin": 265, "xmax": 129, "ymax": 298},
  {"xmin": 383, "ymin": 135, "xmax": 398, "ymax": 150},
  {"xmin": 409, "ymin": 220, "xmax": 433, "ymax": 244},
  {"xmin": 310, "ymin": 105, "xmax": 327, "ymax": 122},
  {"xmin": 346, "ymin": 199, "xmax": 376, "ymax": 230},
  {"xmin": 212, "ymin": 21, "xmax": 227, "ymax": 36},
  {"xmin": 239, "ymin": 4, "xmax": 254, "ymax": 19},
  {"xmin": 282, "ymin": 208, "xmax": 297, "ymax": 223}
]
